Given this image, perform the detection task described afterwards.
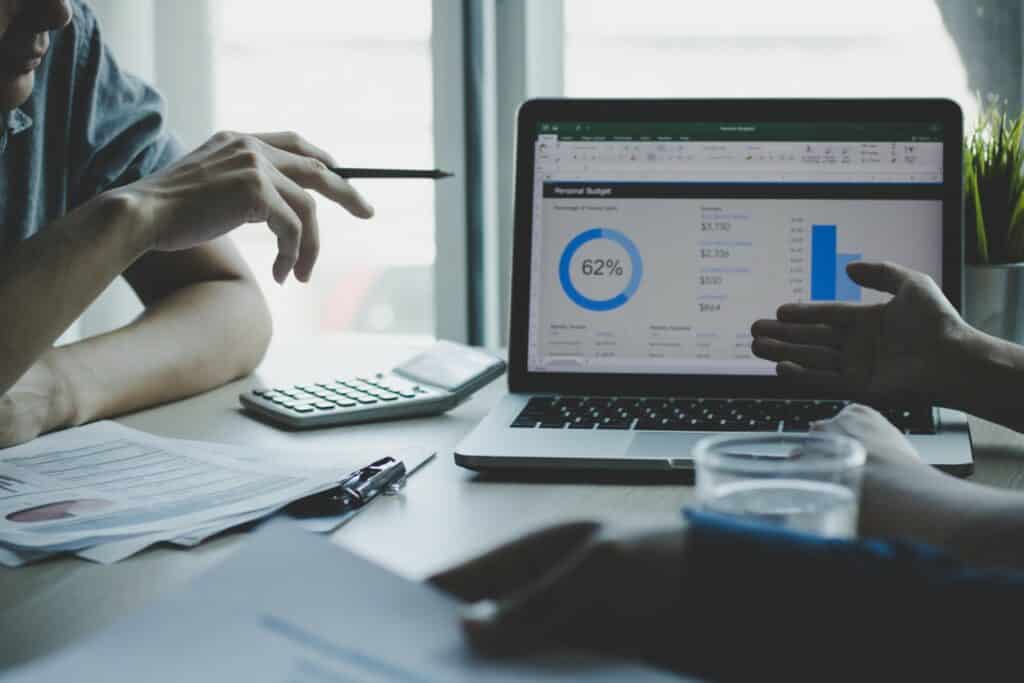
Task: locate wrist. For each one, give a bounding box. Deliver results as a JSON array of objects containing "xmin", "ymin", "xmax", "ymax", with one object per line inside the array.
[
  {"xmin": 930, "ymin": 318, "xmax": 981, "ymax": 406},
  {"xmin": 92, "ymin": 187, "xmax": 156, "ymax": 257},
  {"xmin": 38, "ymin": 349, "xmax": 80, "ymax": 431}
]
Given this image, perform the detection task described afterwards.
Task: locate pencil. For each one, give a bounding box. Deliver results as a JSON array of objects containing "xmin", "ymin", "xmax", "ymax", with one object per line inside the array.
[{"xmin": 330, "ymin": 167, "xmax": 454, "ymax": 179}]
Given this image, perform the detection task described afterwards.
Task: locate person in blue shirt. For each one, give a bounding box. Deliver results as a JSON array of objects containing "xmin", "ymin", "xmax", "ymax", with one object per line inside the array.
[
  {"xmin": 433, "ymin": 262, "xmax": 1024, "ymax": 680},
  {"xmin": 0, "ymin": 0, "xmax": 373, "ymax": 447}
]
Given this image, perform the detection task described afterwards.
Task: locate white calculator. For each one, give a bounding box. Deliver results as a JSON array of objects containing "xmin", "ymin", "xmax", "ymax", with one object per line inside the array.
[{"xmin": 239, "ymin": 341, "xmax": 506, "ymax": 429}]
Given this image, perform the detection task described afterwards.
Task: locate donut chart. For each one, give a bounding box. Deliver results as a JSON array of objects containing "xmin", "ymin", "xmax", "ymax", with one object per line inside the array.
[{"xmin": 558, "ymin": 228, "xmax": 643, "ymax": 311}]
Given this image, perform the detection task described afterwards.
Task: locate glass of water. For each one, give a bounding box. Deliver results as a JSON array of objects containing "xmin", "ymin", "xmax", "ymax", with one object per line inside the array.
[{"xmin": 689, "ymin": 433, "xmax": 866, "ymax": 539}]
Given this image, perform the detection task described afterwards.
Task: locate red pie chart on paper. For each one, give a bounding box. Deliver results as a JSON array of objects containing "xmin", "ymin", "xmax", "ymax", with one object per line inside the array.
[{"xmin": 6, "ymin": 498, "xmax": 114, "ymax": 523}]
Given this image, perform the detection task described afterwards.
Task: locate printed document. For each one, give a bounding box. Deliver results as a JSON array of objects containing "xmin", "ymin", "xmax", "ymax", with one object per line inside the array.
[{"xmin": 0, "ymin": 422, "xmax": 339, "ymax": 552}]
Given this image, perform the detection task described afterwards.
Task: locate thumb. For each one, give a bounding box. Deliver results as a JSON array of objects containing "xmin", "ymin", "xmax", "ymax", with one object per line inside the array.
[{"xmin": 845, "ymin": 261, "xmax": 912, "ymax": 295}]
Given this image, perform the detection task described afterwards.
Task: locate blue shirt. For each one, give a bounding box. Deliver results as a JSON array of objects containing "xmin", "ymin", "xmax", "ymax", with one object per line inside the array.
[
  {"xmin": 0, "ymin": 0, "xmax": 180, "ymax": 245},
  {"xmin": 677, "ymin": 510, "xmax": 1024, "ymax": 681}
]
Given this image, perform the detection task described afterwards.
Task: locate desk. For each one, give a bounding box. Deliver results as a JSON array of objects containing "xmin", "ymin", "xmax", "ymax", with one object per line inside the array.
[{"xmin": 2, "ymin": 333, "xmax": 1024, "ymax": 670}]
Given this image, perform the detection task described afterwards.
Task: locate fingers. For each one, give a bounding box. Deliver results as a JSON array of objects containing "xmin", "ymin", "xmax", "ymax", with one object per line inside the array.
[
  {"xmin": 811, "ymin": 403, "xmax": 923, "ymax": 466},
  {"xmin": 264, "ymin": 164, "xmax": 319, "ymax": 282},
  {"xmin": 776, "ymin": 301, "xmax": 862, "ymax": 326},
  {"xmin": 253, "ymin": 131, "xmax": 338, "ymax": 166},
  {"xmin": 751, "ymin": 319, "xmax": 839, "ymax": 347},
  {"xmin": 812, "ymin": 403, "xmax": 885, "ymax": 433},
  {"xmin": 209, "ymin": 131, "xmax": 371, "ymax": 282},
  {"xmin": 776, "ymin": 361, "xmax": 848, "ymax": 390},
  {"xmin": 241, "ymin": 170, "xmax": 303, "ymax": 284},
  {"xmin": 752, "ymin": 338, "xmax": 841, "ymax": 371},
  {"xmin": 845, "ymin": 261, "xmax": 913, "ymax": 295},
  {"xmin": 254, "ymin": 133, "xmax": 374, "ymax": 219},
  {"xmin": 428, "ymin": 522, "xmax": 601, "ymax": 603}
]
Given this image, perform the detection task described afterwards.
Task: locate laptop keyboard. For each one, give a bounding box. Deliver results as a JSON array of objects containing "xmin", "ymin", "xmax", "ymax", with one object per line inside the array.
[{"xmin": 510, "ymin": 397, "xmax": 936, "ymax": 434}]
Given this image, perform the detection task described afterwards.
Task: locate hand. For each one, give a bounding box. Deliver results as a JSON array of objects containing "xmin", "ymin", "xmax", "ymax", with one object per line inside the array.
[
  {"xmin": 0, "ymin": 353, "xmax": 74, "ymax": 448},
  {"xmin": 811, "ymin": 403, "xmax": 923, "ymax": 468},
  {"xmin": 751, "ymin": 262, "xmax": 966, "ymax": 402},
  {"xmin": 119, "ymin": 131, "xmax": 374, "ymax": 284},
  {"xmin": 812, "ymin": 404, "xmax": 952, "ymax": 544},
  {"xmin": 429, "ymin": 522, "xmax": 686, "ymax": 664}
]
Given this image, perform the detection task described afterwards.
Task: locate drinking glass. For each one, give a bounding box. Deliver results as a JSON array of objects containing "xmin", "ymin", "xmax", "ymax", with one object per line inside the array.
[{"xmin": 688, "ymin": 433, "xmax": 866, "ymax": 539}]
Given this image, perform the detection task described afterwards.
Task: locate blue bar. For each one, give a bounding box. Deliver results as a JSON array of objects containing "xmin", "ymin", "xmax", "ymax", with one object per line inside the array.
[
  {"xmin": 811, "ymin": 225, "xmax": 837, "ymax": 300},
  {"xmin": 836, "ymin": 253, "xmax": 862, "ymax": 302}
]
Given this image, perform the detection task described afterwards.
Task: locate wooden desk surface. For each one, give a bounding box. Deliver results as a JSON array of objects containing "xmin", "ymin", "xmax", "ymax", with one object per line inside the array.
[{"xmin": 2, "ymin": 333, "xmax": 1023, "ymax": 670}]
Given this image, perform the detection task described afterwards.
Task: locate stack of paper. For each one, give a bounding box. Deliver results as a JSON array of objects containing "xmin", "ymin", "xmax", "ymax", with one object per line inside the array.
[{"xmin": 0, "ymin": 421, "xmax": 430, "ymax": 566}]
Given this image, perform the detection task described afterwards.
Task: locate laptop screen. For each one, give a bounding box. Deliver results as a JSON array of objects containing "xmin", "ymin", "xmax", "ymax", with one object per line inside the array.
[{"xmin": 525, "ymin": 120, "xmax": 945, "ymax": 376}]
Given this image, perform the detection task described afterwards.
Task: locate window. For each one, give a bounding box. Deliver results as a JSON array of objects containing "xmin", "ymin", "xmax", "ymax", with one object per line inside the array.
[
  {"xmin": 564, "ymin": 0, "xmax": 975, "ymax": 120},
  {"xmin": 212, "ymin": 0, "xmax": 435, "ymax": 338}
]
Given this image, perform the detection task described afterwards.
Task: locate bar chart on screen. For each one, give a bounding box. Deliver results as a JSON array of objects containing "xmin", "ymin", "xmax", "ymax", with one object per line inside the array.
[{"xmin": 810, "ymin": 224, "xmax": 863, "ymax": 302}]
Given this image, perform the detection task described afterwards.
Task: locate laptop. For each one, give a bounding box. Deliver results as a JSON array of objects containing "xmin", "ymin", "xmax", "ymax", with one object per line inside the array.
[{"xmin": 455, "ymin": 98, "xmax": 972, "ymax": 476}]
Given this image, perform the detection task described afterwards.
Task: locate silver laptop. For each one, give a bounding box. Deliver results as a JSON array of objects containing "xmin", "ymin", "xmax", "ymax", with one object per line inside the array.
[{"xmin": 456, "ymin": 98, "xmax": 973, "ymax": 476}]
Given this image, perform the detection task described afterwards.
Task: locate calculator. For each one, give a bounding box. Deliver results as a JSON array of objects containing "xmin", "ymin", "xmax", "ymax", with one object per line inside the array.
[{"xmin": 239, "ymin": 340, "xmax": 506, "ymax": 429}]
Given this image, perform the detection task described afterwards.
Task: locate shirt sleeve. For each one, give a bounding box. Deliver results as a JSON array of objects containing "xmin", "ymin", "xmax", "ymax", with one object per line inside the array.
[
  {"xmin": 66, "ymin": 2, "xmax": 183, "ymax": 208},
  {"xmin": 678, "ymin": 509, "xmax": 1024, "ymax": 681}
]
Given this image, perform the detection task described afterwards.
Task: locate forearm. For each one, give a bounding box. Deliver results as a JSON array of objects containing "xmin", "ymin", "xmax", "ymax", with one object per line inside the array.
[
  {"xmin": 0, "ymin": 192, "xmax": 150, "ymax": 395},
  {"xmin": 859, "ymin": 461, "xmax": 1024, "ymax": 571},
  {"xmin": 678, "ymin": 511, "xmax": 1024, "ymax": 681},
  {"xmin": 938, "ymin": 326, "xmax": 1024, "ymax": 431},
  {"xmin": 50, "ymin": 276, "xmax": 271, "ymax": 426}
]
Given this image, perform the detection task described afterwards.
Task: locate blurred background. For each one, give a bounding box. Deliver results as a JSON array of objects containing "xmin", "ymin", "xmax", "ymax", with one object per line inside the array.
[{"xmin": 76, "ymin": 0, "xmax": 1010, "ymax": 348}]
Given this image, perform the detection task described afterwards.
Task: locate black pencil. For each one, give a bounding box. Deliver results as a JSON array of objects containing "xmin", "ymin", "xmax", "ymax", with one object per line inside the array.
[{"xmin": 330, "ymin": 167, "xmax": 454, "ymax": 179}]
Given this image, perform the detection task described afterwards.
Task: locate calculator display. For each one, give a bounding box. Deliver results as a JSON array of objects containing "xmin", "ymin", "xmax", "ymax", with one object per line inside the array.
[{"xmin": 393, "ymin": 342, "xmax": 502, "ymax": 392}]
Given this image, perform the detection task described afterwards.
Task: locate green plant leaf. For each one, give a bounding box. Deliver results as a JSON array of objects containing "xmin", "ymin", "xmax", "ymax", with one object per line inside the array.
[{"xmin": 970, "ymin": 167, "xmax": 989, "ymax": 264}]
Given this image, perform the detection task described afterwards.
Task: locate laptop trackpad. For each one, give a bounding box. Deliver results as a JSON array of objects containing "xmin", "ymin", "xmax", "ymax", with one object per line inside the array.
[{"xmin": 626, "ymin": 432, "xmax": 701, "ymax": 463}]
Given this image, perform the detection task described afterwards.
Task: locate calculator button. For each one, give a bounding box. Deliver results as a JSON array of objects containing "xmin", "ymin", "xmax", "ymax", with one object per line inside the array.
[
  {"xmin": 292, "ymin": 406, "xmax": 314, "ymax": 413},
  {"xmin": 312, "ymin": 400, "xmax": 334, "ymax": 409},
  {"xmin": 398, "ymin": 392, "xmax": 417, "ymax": 399},
  {"xmin": 335, "ymin": 400, "xmax": 357, "ymax": 408},
  {"xmin": 355, "ymin": 397, "xmax": 378, "ymax": 405},
  {"xmin": 376, "ymin": 394, "xmax": 399, "ymax": 402}
]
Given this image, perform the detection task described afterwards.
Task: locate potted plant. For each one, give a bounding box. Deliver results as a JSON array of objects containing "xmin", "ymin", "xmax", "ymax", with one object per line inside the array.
[{"xmin": 963, "ymin": 105, "xmax": 1024, "ymax": 343}]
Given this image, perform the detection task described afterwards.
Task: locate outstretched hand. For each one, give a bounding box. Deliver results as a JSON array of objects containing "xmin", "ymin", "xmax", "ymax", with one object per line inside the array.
[{"xmin": 751, "ymin": 261, "xmax": 965, "ymax": 402}]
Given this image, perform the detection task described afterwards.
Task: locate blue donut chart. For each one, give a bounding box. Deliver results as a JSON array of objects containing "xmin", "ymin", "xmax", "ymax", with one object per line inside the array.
[{"xmin": 558, "ymin": 228, "xmax": 643, "ymax": 311}]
